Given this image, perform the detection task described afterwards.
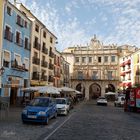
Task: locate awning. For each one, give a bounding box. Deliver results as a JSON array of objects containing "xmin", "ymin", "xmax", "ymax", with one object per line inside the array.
[
  {"xmin": 124, "ymin": 60, "xmax": 131, "ymax": 65},
  {"xmin": 38, "ymin": 85, "xmax": 60, "ymax": 94},
  {"xmin": 105, "ymin": 92, "xmax": 116, "ymax": 95},
  {"xmin": 21, "ymin": 86, "xmax": 60, "ymax": 94},
  {"xmin": 75, "ymin": 90, "xmax": 83, "ymax": 94},
  {"xmin": 125, "ymin": 82, "xmax": 132, "ymax": 87},
  {"xmin": 120, "ymin": 62, "xmax": 125, "ymax": 67},
  {"xmin": 125, "ymin": 70, "xmax": 131, "ymax": 73},
  {"xmin": 120, "ymin": 72, "xmax": 125, "ymax": 76},
  {"xmin": 119, "ymin": 83, "xmax": 126, "ymax": 87},
  {"xmin": 58, "ymin": 86, "xmax": 75, "ymax": 92}
]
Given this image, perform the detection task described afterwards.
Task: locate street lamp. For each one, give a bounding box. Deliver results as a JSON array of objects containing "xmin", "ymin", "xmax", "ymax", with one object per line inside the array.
[{"xmin": 0, "ymin": 67, "xmax": 5, "ymax": 76}]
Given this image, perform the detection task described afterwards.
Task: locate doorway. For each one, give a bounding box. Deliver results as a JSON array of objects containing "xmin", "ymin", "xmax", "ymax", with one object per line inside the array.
[{"xmin": 10, "ymin": 87, "xmax": 18, "ymax": 105}]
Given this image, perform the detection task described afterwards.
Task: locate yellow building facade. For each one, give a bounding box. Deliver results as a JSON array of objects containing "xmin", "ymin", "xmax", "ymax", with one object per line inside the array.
[{"xmin": 132, "ymin": 50, "xmax": 140, "ymax": 87}]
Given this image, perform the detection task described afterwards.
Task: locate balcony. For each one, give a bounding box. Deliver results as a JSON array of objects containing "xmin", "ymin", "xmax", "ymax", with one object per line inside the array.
[
  {"xmin": 41, "ymin": 61, "xmax": 48, "ymax": 68},
  {"xmin": 32, "ymin": 72, "xmax": 39, "ymax": 80},
  {"xmin": 34, "ymin": 42, "xmax": 40, "ymax": 50},
  {"xmin": 124, "ymin": 59, "xmax": 131, "ymax": 65},
  {"xmin": 49, "ymin": 51, "xmax": 54, "ymax": 58},
  {"xmin": 4, "ymin": 30, "xmax": 13, "ymax": 42},
  {"xmin": 71, "ymin": 76, "xmax": 119, "ymax": 81},
  {"xmin": 54, "ymin": 72, "xmax": 60, "ymax": 77},
  {"xmin": 41, "ymin": 75, "xmax": 48, "ymax": 81},
  {"xmin": 15, "ymin": 38, "xmax": 23, "ymax": 47},
  {"xmin": 11, "ymin": 60, "xmax": 27, "ymax": 71},
  {"xmin": 120, "ymin": 62, "xmax": 125, "ymax": 67},
  {"xmin": 48, "ymin": 75, "xmax": 54, "ymax": 82},
  {"xmin": 120, "ymin": 72, "xmax": 125, "ymax": 76},
  {"xmin": 42, "ymin": 46, "xmax": 48, "ymax": 54},
  {"xmin": 32, "ymin": 57, "xmax": 40, "ymax": 65},
  {"xmin": 49, "ymin": 63, "xmax": 54, "ymax": 70}
]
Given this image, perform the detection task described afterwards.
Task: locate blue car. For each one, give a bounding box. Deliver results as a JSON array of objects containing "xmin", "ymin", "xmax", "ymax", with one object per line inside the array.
[{"xmin": 21, "ymin": 97, "xmax": 57, "ymax": 124}]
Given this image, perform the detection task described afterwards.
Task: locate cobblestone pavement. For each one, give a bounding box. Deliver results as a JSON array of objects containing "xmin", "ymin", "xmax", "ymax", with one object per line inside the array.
[
  {"xmin": 0, "ymin": 101, "xmax": 140, "ymax": 140},
  {"xmin": 45, "ymin": 101, "xmax": 140, "ymax": 140},
  {"xmin": 0, "ymin": 102, "xmax": 81, "ymax": 140}
]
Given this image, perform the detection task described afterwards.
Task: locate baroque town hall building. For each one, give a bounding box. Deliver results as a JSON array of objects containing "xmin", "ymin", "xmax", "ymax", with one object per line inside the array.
[{"xmin": 62, "ymin": 35, "xmax": 137, "ymax": 100}]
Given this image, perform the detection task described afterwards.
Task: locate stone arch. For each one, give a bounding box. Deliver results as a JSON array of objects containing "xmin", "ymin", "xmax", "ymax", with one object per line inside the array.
[
  {"xmin": 105, "ymin": 84, "xmax": 116, "ymax": 93},
  {"xmin": 76, "ymin": 83, "xmax": 85, "ymax": 97},
  {"xmin": 89, "ymin": 83, "xmax": 101, "ymax": 99}
]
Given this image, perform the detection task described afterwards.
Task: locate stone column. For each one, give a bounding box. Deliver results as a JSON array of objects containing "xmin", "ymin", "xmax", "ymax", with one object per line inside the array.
[{"xmin": 85, "ymin": 84, "xmax": 89, "ymax": 100}]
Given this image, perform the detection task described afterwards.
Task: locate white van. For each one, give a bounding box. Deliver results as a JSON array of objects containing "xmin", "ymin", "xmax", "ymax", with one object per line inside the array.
[{"xmin": 114, "ymin": 96, "xmax": 125, "ymax": 107}]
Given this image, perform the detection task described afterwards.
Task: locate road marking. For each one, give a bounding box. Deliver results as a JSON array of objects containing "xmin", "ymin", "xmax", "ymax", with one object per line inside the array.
[{"xmin": 44, "ymin": 113, "xmax": 74, "ymax": 140}]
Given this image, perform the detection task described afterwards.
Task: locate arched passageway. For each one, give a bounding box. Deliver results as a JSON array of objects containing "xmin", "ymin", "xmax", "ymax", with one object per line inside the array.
[
  {"xmin": 76, "ymin": 83, "xmax": 85, "ymax": 98},
  {"xmin": 89, "ymin": 83, "xmax": 101, "ymax": 99},
  {"xmin": 105, "ymin": 84, "xmax": 116, "ymax": 93}
]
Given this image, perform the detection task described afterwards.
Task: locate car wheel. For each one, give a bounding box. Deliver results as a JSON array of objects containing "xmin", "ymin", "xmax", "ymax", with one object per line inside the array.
[
  {"xmin": 114, "ymin": 103, "xmax": 116, "ymax": 107},
  {"xmin": 46, "ymin": 117, "xmax": 49, "ymax": 125},
  {"xmin": 54, "ymin": 112, "xmax": 57, "ymax": 119},
  {"xmin": 65, "ymin": 110, "xmax": 68, "ymax": 116},
  {"xmin": 22, "ymin": 120, "xmax": 26, "ymax": 124}
]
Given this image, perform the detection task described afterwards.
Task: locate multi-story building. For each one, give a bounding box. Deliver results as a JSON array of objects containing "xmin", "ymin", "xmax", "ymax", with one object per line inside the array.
[
  {"xmin": 59, "ymin": 56, "xmax": 70, "ymax": 87},
  {"xmin": 0, "ymin": 0, "xmax": 5, "ymax": 93},
  {"xmin": 1, "ymin": 1, "xmax": 31, "ymax": 105},
  {"xmin": 131, "ymin": 50, "xmax": 140, "ymax": 87},
  {"xmin": 16, "ymin": 3, "xmax": 57, "ymax": 86},
  {"xmin": 63, "ymin": 59, "xmax": 70, "ymax": 87},
  {"xmin": 54, "ymin": 49, "xmax": 61, "ymax": 87},
  {"xmin": 62, "ymin": 35, "xmax": 137, "ymax": 100},
  {"xmin": 119, "ymin": 55, "xmax": 132, "ymax": 90}
]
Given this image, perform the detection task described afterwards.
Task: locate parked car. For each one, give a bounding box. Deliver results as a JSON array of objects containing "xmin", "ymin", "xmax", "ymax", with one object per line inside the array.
[
  {"xmin": 114, "ymin": 96, "xmax": 125, "ymax": 107},
  {"xmin": 21, "ymin": 97, "xmax": 57, "ymax": 124},
  {"xmin": 97, "ymin": 97, "xmax": 108, "ymax": 106},
  {"xmin": 56, "ymin": 98, "xmax": 70, "ymax": 115}
]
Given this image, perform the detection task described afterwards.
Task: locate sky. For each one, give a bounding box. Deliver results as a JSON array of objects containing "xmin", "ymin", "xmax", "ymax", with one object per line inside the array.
[{"xmin": 12, "ymin": 0, "xmax": 140, "ymax": 51}]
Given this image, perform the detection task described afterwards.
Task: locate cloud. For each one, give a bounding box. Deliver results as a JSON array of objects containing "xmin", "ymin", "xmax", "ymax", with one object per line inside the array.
[{"xmin": 9, "ymin": 0, "xmax": 140, "ymax": 50}]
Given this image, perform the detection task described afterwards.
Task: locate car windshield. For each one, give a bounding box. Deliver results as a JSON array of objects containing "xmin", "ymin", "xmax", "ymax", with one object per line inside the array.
[
  {"xmin": 29, "ymin": 98, "xmax": 49, "ymax": 107},
  {"xmin": 56, "ymin": 99, "xmax": 66, "ymax": 104}
]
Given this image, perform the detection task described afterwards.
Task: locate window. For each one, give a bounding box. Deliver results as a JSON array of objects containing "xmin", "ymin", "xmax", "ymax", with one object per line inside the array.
[
  {"xmin": 43, "ymin": 31, "xmax": 46, "ymax": 38},
  {"xmin": 137, "ymin": 54, "xmax": 139, "ymax": 63},
  {"xmin": 24, "ymin": 37, "xmax": 29, "ymax": 49},
  {"xmin": 4, "ymin": 26, "xmax": 13, "ymax": 42},
  {"xmin": 24, "ymin": 21, "xmax": 27, "ymax": 28},
  {"xmin": 34, "ymin": 52, "xmax": 38, "ymax": 58},
  {"xmin": 16, "ymin": 31, "xmax": 21, "ymax": 46},
  {"xmin": 7, "ymin": 6, "xmax": 12, "ymax": 16},
  {"xmin": 50, "ymin": 37, "xmax": 53, "ymax": 43},
  {"xmin": 92, "ymin": 71, "xmax": 98, "ymax": 80},
  {"xmin": 107, "ymin": 71, "xmax": 113, "ymax": 80},
  {"xmin": 104, "ymin": 56, "xmax": 108, "ymax": 63},
  {"xmin": 75, "ymin": 57, "xmax": 79, "ymax": 63},
  {"xmin": 17, "ymin": 15, "xmax": 24, "ymax": 27},
  {"xmin": 89, "ymin": 57, "xmax": 92, "ymax": 63},
  {"xmin": 98, "ymin": 57, "xmax": 101, "ymax": 63},
  {"xmin": 35, "ymin": 24, "xmax": 39, "ymax": 32},
  {"xmin": 24, "ymin": 58, "xmax": 29, "ymax": 70},
  {"xmin": 43, "ymin": 42, "xmax": 46, "ymax": 48},
  {"xmin": 82, "ymin": 57, "xmax": 86, "ymax": 63},
  {"xmin": 15, "ymin": 54, "xmax": 21, "ymax": 66},
  {"xmin": 3, "ymin": 51, "xmax": 10, "ymax": 67},
  {"xmin": 42, "ymin": 56, "xmax": 45, "ymax": 61},
  {"xmin": 78, "ymin": 71, "xmax": 83, "ymax": 79},
  {"xmin": 111, "ymin": 56, "xmax": 115, "ymax": 62}
]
